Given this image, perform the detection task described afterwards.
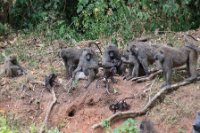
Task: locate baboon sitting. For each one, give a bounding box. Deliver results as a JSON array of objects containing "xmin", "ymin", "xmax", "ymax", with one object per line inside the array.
[
  {"xmin": 3, "ymin": 55, "xmax": 24, "ymax": 77},
  {"xmin": 121, "ymin": 44, "xmax": 146, "ymax": 80},
  {"xmin": 102, "ymin": 44, "xmax": 123, "ymax": 82},
  {"xmin": 139, "ymin": 120, "xmax": 158, "ymax": 133},
  {"xmin": 154, "ymin": 43, "xmax": 199, "ymax": 88},
  {"xmin": 72, "ymin": 48, "xmax": 99, "ymax": 88},
  {"xmin": 129, "ymin": 41, "xmax": 161, "ymax": 76}
]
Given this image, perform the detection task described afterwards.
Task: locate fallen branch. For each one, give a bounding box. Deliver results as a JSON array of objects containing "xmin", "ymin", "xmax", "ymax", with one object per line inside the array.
[
  {"xmin": 92, "ymin": 76, "xmax": 200, "ymax": 129},
  {"xmin": 132, "ymin": 66, "xmax": 188, "ymax": 83},
  {"xmin": 39, "ymin": 88, "xmax": 57, "ymax": 133}
]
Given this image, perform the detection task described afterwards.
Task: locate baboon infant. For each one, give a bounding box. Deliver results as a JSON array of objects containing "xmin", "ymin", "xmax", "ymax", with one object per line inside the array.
[
  {"xmin": 129, "ymin": 41, "xmax": 161, "ymax": 75},
  {"xmin": 102, "ymin": 44, "xmax": 123, "ymax": 82},
  {"xmin": 121, "ymin": 44, "xmax": 146, "ymax": 80},
  {"xmin": 3, "ymin": 55, "xmax": 24, "ymax": 77},
  {"xmin": 72, "ymin": 48, "xmax": 99, "ymax": 88},
  {"xmin": 154, "ymin": 43, "xmax": 199, "ymax": 88},
  {"xmin": 140, "ymin": 120, "xmax": 158, "ymax": 133}
]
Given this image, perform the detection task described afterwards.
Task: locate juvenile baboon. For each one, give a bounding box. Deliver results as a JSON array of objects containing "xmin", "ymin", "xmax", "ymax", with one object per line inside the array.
[
  {"xmin": 139, "ymin": 120, "xmax": 158, "ymax": 133},
  {"xmin": 72, "ymin": 48, "xmax": 99, "ymax": 88},
  {"xmin": 102, "ymin": 44, "xmax": 123, "ymax": 82},
  {"xmin": 129, "ymin": 42, "xmax": 161, "ymax": 75},
  {"xmin": 192, "ymin": 112, "xmax": 200, "ymax": 133},
  {"xmin": 121, "ymin": 44, "xmax": 146, "ymax": 80},
  {"xmin": 59, "ymin": 41, "xmax": 102, "ymax": 78},
  {"xmin": 3, "ymin": 55, "xmax": 24, "ymax": 77},
  {"xmin": 45, "ymin": 73, "xmax": 57, "ymax": 92},
  {"xmin": 154, "ymin": 43, "xmax": 199, "ymax": 88}
]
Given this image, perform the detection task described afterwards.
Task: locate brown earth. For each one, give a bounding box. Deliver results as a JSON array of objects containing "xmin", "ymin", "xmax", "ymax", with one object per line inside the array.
[{"xmin": 0, "ymin": 28, "xmax": 200, "ymax": 133}]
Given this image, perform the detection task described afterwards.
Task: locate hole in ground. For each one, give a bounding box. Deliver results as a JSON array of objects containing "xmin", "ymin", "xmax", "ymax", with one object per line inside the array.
[{"xmin": 68, "ymin": 109, "xmax": 76, "ymax": 117}]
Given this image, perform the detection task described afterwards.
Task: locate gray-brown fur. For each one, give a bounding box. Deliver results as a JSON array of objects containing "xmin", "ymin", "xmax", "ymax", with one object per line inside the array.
[
  {"xmin": 3, "ymin": 55, "xmax": 24, "ymax": 77},
  {"xmin": 121, "ymin": 44, "xmax": 146, "ymax": 80},
  {"xmin": 139, "ymin": 120, "xmax": 158, "ymax": 133},
  {"xmin": 102, "ymin": 44, "xmax": 123, "ymax": 82},
  {"xmin": 60, "ymin": 48, "xmax": 83, "ymax": 78},
  {"xmin": 154, "ymin": 43, "xmax": 199, "ymax": 88},
  {"xmin": 72, "ymin": 48, "xmax": 99, "ymax": 88},
  {"xmin": 60, "ymin": 42, "xmax": 102, "ymax": 78},
  {"xmin": 129, "ymin": 42, "xmax": 161, "ymax": 75}
]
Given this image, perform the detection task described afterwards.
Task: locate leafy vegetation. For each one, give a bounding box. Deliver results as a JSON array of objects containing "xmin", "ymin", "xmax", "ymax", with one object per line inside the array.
[{"xmin": 0, "ymin": 0, "xmax": 200, "ymax": 41}]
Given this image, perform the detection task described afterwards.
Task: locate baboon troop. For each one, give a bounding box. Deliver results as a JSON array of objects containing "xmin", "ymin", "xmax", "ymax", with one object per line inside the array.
[{"xmin": 2, "ymin": 36, "xmax": 200, "ymax": 132}]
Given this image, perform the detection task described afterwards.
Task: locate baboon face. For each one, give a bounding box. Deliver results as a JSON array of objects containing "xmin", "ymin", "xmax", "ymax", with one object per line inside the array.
[
  {"xmin": 82, "ymin": 48, "xmax": 94, "ymax": 61},
  {"xmin": 9, "ymin": 55, "xmax": 18, "ymax": 64},
  {"xmin": 130, "ymin": 45, "xmax": 139, "ymax": 55},
  {"xmin": 109, "ymin": 51, "xmax": 115, "ymax": 59},
  {"xmin": 154, "ymin": 50, "xmax": 164, "ymax": 63}
]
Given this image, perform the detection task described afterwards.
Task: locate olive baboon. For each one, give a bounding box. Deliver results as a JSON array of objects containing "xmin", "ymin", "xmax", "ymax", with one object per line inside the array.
[
  {"xmin": 121, "ymin": 44, "xmax": 146, "ymax": 80},
  {"xmin": 102, "ymin": 44, "xmax": 123, "ymax": 82},
  {"xmin": 59, "ymin": 42, "xmax": 102, "ymax": 78},
  {"xmin": 154, "ymin": 43, "xmax": 199, "ymax": 88},
  {"xmin": 129, "ymin": 42, "xmax": 161, "ymax": 75},
  {"xmin": 192, "ymin": 112, "xmax": 200, "ymax": 133},
  {"xmin": 139, "ymin": 120, "xmax": 158, "ymax": 133},
  {"xmin": 3, "ymin": 55, "xmax": 24, "ymax": 77},
  {"xmin": 72, "ymin": 48, "xmax": 99, "ymax": 88}
]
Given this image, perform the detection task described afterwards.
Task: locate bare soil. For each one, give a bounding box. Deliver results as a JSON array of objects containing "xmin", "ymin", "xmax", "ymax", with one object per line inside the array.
[{"xmin": 0, "ymin": 28, "xmax": 200, "ymax": 133}]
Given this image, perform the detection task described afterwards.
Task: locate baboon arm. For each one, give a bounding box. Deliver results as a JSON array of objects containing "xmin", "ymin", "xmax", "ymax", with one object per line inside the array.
[
  {"xmin": 72, "ymin": 66, "xmax": 82, "ymax": 79},
  {"xmin": 138, "ymin": 57, "xmax": 149, "ymax": 75}
]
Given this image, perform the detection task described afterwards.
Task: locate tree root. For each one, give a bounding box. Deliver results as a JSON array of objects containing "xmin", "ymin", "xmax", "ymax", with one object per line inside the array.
[
  {"xmin": 92, "ymin": 76, "xmax": 200, "ymax": 129},
  {"xmin": 39, "ymin": 88, "xmax": 57, "ymax": 133}
]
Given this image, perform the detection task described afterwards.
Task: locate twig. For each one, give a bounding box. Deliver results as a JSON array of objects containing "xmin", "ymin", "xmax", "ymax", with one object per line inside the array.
[
  {"xmin": 39, "ymin": 88, "xmax": 57, "ymax": 133},
  {"xmin": 92, "ymin": 76, "xmax": 200, "ymax": 129}
]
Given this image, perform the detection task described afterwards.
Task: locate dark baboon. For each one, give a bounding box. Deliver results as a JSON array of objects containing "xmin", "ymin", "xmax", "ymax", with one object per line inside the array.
[
  {"xmin": 3, "ymin": 55, "xmax": 24, "ymax": 77},
  {"xmin": 102, "ymin": 44, "xmax": 123, "ymax": 82},
  {"xmin": 45, "ymin": 73, "xmax": 57, "ymax": 92},
  {"xmin": 72, "ymin": 48, "xmax": 99, "ymax": 88},
  {"xmin": 129, "ymin": 42, "xmax": 161, "ymax": 75},
  {"xmin": 154, "ymin": 43, "xmax": 199, "ymax": 88},
  {"xmin": 140, "ymin": 120, "xmax": 158, "ymax": 133},
  {"xmin": 121, "ymin": 44, "xmax": 146, "ymax": 80},
  {"xmin": 59, "ymin": 41, "xmax": 102, "ymax": 78},
  {"xmin": 192, "ymin": 112, "xmax": 200, "ymax": 133}
]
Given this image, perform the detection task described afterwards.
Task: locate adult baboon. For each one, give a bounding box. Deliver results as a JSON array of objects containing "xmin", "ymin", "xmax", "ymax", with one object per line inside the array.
[
  {"xmin": 59, "ymin": 41, "xmax": 102, "ymax": 78},
  {"xmin": 72, "ymin": 48, "xmax": 99, "ymax": 88},
  {"xmin": 121, "ymin": 44, "xmax": 146, "ymax": 80},
  {"xmin": 3, "ymin": 55, "xmax": 24, "ymax": 77},
  {"xmin": 139, "ymin": 120, "xmax": 158, "ymax": 133},
  {"xmin": 102, "ymin": 44, "xmax": 123, "ymax": 82},
  {"xmin": 154, "ymin": 43, "xmax": 199, "ymax": 88},
  {"xmin": 129, "ymin": 42, "xmax": 161, "ymax": 75}
]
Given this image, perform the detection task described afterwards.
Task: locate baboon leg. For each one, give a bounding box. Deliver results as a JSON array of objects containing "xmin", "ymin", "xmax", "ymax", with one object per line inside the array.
[
  {"xmin": 124, "ymin": 66, "xmax": 132, "ymax": 80},
  {"xmin": 186, "ymin": 51, "xmax": 198, "ymax": 81},
  {"xmin": 84, "ymin": 70, "xmax": 95, "ymax": 88},
  {"xmin": 138, "ymin": 56, "xmax": 149, "ymax": 75},
  {"xmin": 161, "ymin": 60, "xmax": 172, "ymax": 88}
]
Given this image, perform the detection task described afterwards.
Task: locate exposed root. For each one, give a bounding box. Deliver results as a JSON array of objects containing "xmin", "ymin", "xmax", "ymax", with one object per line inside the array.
[
  {"xmin": 92, "ymin": 76, "xmax": 200, "ymax": 129},
  {"xmin": 39, "ymin": 88, "xmax": 57, "ymax": 133}
]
